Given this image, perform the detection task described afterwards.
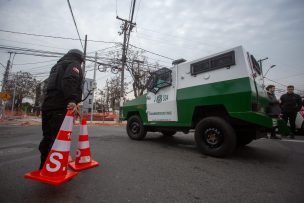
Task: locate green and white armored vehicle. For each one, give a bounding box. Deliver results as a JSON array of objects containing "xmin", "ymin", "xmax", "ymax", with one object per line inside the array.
[{"xmin": 121, "ymin": 46, "xmax": 279, "ymax": 157}]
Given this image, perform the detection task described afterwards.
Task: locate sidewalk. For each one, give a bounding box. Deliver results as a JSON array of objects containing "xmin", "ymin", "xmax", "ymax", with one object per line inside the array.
[{"xmin": 0, "ymin": 116, "xmax": 126, "ymax": 126}]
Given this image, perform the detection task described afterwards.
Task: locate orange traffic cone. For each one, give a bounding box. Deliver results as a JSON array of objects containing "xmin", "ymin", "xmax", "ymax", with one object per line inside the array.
[
  {"xmin": 68, "ymin": 155, "xmax": 73, "ymax": 163},
  {"xmin": 69, "ymin": 118, "xmax": 99, "ymax": 171},
  {"xmin": 24, "ymin": 110, "xmax": 78, "ymax": 186}
]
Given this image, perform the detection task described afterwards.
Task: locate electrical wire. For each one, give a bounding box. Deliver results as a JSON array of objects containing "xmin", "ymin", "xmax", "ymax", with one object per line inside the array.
[
  {"xmin": 67, "ymin": 0, "xmax": 84, "ymax": 50},
  {"xmin": 0, "ymin": 38, "xmax": 68, "ymax": 50},
  {"xmin": 134, "ymin": 0, "xmax": 141, "ymax": 22},
  {"xmin": 0, "ymin": 29, "xmax": 117, "ymax": 44},
  {"xmin": 14, "ymin": 59, "xmax": 57, "ymax": 65},
  {"xmin": 264, "ymin": 76, "xmax": 303, "ymax": 92},
  {"xmin": 129, "ymin": 44, "xmax": 174, "ymax": 60}
]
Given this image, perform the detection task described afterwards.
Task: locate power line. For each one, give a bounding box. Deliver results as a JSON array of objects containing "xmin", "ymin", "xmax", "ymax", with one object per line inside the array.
[
  {"xmin": 129, "ymin": 44, "xmax": 174, "ymax": 60},
  {"xmin": 134, "ymin": 0, "xmax": 142, "ymax": 22},
  {"xmin": 67, "ymin": 0, "xmax": 84, "ymax": 50},
  {"xmin": 0, "ymin": 38, "xmax": 67, "ymax": 50},
  {"xmin": 0, "ymin": 29, "xmax": 117, "ymax": 44},
  {"xmin": 264, "ymin": 76, "xmax": 303, "ymax": 92},
  {"xmin": 115, "ymin": 0, "xmax": 118, "ymax": 16},
  {"xmin": 0, "ymin": 44, "xmax": 64, "ymax": 56},
  {"xmin": 0, "ymin": 29, "xmax": 175, "ymax": 60},
  {"xmin": 13, "ymin": 59, "xmax": 57, "ymax": 65},
  {"xmin": 274, "ymin": 73, "xmax": 304, "ymax": 80}
]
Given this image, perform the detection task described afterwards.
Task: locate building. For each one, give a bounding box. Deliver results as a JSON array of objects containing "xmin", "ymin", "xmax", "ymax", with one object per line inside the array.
[{"xmin": 82, "ymin": 78, "xmax": 94, "ymax": 113}]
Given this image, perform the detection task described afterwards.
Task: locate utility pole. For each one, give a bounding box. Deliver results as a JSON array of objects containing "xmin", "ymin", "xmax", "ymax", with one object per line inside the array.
[
  {"xmin": 119, "ymin": 21, "xmax": 128, "ymax": 109},
  {"xmin": 81, "ymin": 35, "xmax": 88, "ymax": 115},
  {"xmin": 117, "ymin": 0, "xmax": 136, "ymax": 120},
  {"xmin": 90, "ymin": 52, "xmax": 97, "ymax": 123},
  {"xmin": 82, "ymin": 35, "xmax": 87, "ymax": 73},
  {"xmin": 1, "ymin": 52, "xmax": 12, "ymax": 92},
  {"xmin": 0, "ymin": 52, "xmax": 12, "ymax": 118},
  {"xmin": 11, "ymin": 82, "xmax": 16, "ymax": 112}
]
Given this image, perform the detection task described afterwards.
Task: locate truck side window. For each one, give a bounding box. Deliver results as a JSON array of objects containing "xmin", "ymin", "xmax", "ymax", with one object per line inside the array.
[
  {"xmin": 147, "ymin": 68, "xmax": 172, "ymax": 94},
  {"xmin": 191, "ymin": 51, "xmax": 235, "ymax": 75}
]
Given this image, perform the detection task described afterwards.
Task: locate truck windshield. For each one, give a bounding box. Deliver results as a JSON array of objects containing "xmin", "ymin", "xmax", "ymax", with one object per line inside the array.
[
  {"xmin": 147, "ymin": 68, "xmax": 172, "ymax": 93},
  {"xmin": 250, "ymin": 55, "xmax": 262, "ymax": 75}
]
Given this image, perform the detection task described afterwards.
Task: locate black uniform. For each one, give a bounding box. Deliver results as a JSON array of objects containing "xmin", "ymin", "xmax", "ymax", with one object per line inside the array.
[
  {"xmin": 39, "ymin": 52, "xmax": 83, "ymax": 169},
  {"xmin": 280, "ymin": 92, "xmax": 302, "ymax": 137}
]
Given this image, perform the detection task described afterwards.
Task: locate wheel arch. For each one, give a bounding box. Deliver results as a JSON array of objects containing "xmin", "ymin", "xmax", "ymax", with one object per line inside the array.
[{"xmin": 192, "ymin": 105, "xmax": 229, "ymax": 128}]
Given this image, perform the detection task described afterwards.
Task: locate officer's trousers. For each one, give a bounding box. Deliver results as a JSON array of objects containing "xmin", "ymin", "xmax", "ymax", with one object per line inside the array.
[{"xmin": 39, "ymin": 110, "xmax": 66, "ymax": 169}]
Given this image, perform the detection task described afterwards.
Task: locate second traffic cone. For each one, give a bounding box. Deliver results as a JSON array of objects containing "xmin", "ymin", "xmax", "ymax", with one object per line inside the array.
[
  {"xmin": 68, "ymin": 155, "xmax": 73, "ymax": 163},
  {"xmin": 69, "ymin": 118, "xmax": 99, "ymax": 171},
  {"xmin": 24, "ymin": 110, "xmax": 78, "ymax": 186}
]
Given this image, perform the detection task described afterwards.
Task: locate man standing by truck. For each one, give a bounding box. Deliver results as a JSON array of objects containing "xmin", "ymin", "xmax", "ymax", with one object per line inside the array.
[{"xmin": 280, "ymin": 85, "xmax": 302, "ymax": 139}]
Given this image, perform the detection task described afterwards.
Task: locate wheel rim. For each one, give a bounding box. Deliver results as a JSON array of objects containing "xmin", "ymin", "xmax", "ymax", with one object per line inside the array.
[
  {"xmin": 203, "ymin": 127, "xmax": 223, "ymax": 148},
  {"xmin": 130, "ymin": 121, "xmax": 140, "ymax": 135}
]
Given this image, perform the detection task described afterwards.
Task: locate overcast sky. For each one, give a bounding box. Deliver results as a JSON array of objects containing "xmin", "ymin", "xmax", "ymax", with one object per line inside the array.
[{"xmin": 0, "ymin": 0, "xmax": 303, "ymax": 96}]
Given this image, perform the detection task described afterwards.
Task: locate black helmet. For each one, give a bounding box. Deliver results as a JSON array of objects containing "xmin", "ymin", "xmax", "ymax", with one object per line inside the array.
[{"xmin": 67, "ymin": 49, "xmax": 84, "ymax": 61}]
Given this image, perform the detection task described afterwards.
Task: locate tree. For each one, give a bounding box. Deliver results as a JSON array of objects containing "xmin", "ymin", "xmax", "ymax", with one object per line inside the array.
[
  {"xmin": 34, "ymin": 83, "xmax": 41, "ymax": 116},
  {"xmin": 5, "ymin": 71, "xmax": 37, "ymax": 111},
  {"xmin": 95, "ymin": 76, "xmax": 128, "ymax": 112},
  {"xmin": 106, "ymin": 47, "xmax": 160, "ymax": 98}
]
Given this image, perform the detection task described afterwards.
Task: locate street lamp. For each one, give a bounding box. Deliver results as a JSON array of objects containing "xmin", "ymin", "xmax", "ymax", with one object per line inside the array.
[{"xmin": 263, "ymin": 65, "xmax": 276, "ymax": 77}]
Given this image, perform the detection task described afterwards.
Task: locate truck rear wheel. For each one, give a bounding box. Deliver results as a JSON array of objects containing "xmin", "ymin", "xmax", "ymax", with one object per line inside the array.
[
  {"xmin": 161, "ymin": 130, "xmax": 176, "ymax": 137},
  {"xmin": 127, "ymin": 115, "xmax": 147, "ymax": 140},
  {"xmin": 194, "ymin": 117, "xmax": 236, "ymax": 157}
]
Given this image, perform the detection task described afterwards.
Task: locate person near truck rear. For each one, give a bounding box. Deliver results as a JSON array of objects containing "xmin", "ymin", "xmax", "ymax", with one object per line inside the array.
[{"xmin": 280, "ymin": 85, "xmax": 302, "ymax": 139}]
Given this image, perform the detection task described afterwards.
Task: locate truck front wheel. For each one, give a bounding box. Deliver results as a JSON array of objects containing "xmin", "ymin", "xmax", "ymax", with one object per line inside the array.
[
  {"xmin": 127, "ymin": 115, "xmax": 147, "ymax": 140},
  {"xmin": 194, "ymin": 117, "xmax": 236, "ymax": 157}
]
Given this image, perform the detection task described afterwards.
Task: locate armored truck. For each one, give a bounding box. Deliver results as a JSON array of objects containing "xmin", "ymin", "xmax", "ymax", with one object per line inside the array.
[{"xmin": 121, "ymin": 46, "xmax": 278, "ymax": 157}]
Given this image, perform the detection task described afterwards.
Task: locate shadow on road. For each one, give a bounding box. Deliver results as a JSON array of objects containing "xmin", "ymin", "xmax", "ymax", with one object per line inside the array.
[
  {"xmin": 144, "ymin": 133, "xmax": 197, "ymax": 151},
  {"xmin": 143, "ymin": 134, "xmax": 288, "ymax": 163}
]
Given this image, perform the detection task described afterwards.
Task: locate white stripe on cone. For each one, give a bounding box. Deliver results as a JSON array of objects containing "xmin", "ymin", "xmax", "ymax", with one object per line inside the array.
[
  {"xmin": 78, "ymin": 141, "xmax": 90, "ymax": 149},
  {"xmin": 60, "ymin": 116, "xmax": 74, "ymax": 131},
  {"xmin": 79, "ymin": 156, "xmax": 91, "ymax": 163},
  {"xmin": 80, "ymin": 125, "xmax": 88, "ymax": 135},
  {"xmin": 52, "ymin": 140, "xmax": 71, "ymax": 152}
]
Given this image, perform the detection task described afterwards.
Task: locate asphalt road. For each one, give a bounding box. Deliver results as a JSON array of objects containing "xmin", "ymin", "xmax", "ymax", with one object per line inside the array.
[{"xmin": 0, "ymin": 124, "xmax": 304, "ymax": 203}]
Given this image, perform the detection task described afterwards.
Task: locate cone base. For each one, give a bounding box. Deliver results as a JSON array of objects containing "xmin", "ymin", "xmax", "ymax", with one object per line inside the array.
[
  {"xmin": 69, "ymin": 160, "xmax": 99, "ymax": 171},
  {"xmin": 24, "ymin": 169, "xmax": 78, "ymax": 186}
]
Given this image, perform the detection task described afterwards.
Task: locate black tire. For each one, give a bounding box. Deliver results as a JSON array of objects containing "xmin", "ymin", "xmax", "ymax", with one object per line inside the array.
[
  {"xmin": 194, "ymin": 117, "xmax": 236, "ymax": 157},
  {"xmin": 126, "ymin": 115, "xmax": 147, "ymax": 140},
  {"xmin": 161, "ymin": 130, "xmax": 176, "ymax": 137},
  {"xmin": 237, "ymin": 135, "xmax": 254, "ymax": 146}
]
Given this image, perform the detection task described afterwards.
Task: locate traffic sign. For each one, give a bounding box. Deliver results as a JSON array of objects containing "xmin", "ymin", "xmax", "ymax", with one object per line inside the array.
[{"xmin": 0, "ymin": 92, "xmax": 11, "ymax": 101}]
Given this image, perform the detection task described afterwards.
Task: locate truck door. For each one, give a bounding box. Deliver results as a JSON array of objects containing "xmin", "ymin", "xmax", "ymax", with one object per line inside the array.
[{"xmin": 146, "ymin": 67, "xmax": 178, "ymax": 122}]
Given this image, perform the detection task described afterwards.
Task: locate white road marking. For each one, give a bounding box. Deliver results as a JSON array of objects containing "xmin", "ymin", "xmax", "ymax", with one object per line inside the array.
[{"xmin": 281, "ymin": 139, "xmax": 304, "ymax": 143}]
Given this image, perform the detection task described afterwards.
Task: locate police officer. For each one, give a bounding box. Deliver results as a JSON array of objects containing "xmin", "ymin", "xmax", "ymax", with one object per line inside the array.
[{"xmin": 39, "ymin": 49, "xmax": 84, "ymax": 169}]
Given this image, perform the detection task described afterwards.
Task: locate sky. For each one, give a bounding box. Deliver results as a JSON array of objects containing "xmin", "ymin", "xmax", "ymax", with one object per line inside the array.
[{"xmin": 0, "ymin": 0, "xmax": 303, "ymax": 97}]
